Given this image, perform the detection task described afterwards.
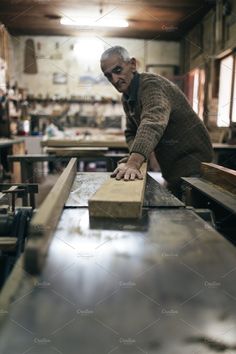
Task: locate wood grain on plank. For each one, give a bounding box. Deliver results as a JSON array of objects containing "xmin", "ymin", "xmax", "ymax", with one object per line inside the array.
[
  {"xmin": 45, "ymin": 146, "xmax": 108, "ymax": 156},
  {"xmin": 41, "ymin": 136, "xmax": 127, "ymax": 149},
  {"xmin": 24, "ymin": 158, "xmax": 77, "ymax": 274},
  {"xmin": 201, "ymin": 162, "xmax": 236, "ymax": 194},
  {"xmin": 88, "ymin": 163, "xmax": 147, "ymax": 219},
  {"xmin": 182, "ymin": 177, "xmax": 236, "ymax": 213}
]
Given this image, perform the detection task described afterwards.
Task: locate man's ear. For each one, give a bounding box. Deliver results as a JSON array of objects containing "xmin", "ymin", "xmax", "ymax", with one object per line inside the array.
[{"xmin": 130, "ymin": 57, "xmax": 137, "ymax": 72}]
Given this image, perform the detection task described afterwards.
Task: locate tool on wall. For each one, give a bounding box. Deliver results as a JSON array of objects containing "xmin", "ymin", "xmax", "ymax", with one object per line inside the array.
[{"xmin": 24, "ymin": 39, "xmax": 38, "ymax": 74}]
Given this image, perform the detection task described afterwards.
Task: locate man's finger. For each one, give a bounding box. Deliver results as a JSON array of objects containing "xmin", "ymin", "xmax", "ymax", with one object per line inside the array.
[
  {"xmin": 123, "ymin": 172, "xmax": 130, "ymax": 180},
  {"xmin": 130, "ymin": 172, "xmax": 136, "ymax": 180},
  {"xmin": 137, "ymin": 171, "xmax": 143, "ymax": 179},
  {"xmin": 110, "ymin": 168, "xmax": 119, "ymax": 177},
  {"xmin": 116, "ymin": 170, "xmax": 125, "ymax": 180}
]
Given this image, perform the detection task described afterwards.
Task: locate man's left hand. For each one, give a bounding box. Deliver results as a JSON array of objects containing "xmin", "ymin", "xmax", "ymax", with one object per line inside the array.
[
  {"xmin": 111, "ymin": 152, "xmax": 145, "ymax": 181},
  {"xmin": 111, "ymin": 163, "xmax": 143, "ymax": 181},
  {"xmin": 111, "ymin": 162, "xmax": 143, "ymax": 181}
]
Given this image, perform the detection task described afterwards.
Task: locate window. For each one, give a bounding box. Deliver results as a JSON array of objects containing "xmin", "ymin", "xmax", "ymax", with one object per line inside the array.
[
  {"xmin": 232, "ymin": 62, "xmax": 236, "ymax": 123},
  {"xmin": 188, "ymin": 68, "xmax": 205, "ymax": 120},
  {"xmin": 217, "ymin": 54, "xmax": 236, "ymax": 127}
]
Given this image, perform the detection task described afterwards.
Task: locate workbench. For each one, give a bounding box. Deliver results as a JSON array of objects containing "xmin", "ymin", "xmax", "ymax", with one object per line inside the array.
[
  {"xmin": 41, "ymin": 131, "xmax": 128, "ymax": 149},
  {"xmin": 0, "ymin": 167, "xmax": 235, "ymax": 354},
  {"xmin": 182, "ymin": 163, "xmax": 236, "ymax": 244},
  {"xmin": 8, "ymin": 150, "xmax": 126, "ymax": 182},
  {"xmin": 0, "ymin": 138, "xmax": 25, "ymax": 183}
]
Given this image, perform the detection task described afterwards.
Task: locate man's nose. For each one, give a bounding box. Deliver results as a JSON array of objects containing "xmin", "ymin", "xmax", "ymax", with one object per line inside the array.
[{"xmin": 111, "ymin": 73, "xmax": 119, "ymax": 84}]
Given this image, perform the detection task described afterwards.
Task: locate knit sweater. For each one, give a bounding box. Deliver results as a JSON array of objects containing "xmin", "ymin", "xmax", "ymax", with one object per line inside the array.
[{"xmin": 122, "ymin": 72, "xmax": 213, "ymax": 183}]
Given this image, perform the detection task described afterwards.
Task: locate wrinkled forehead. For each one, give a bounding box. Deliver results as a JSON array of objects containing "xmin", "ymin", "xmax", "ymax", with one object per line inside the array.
[{"xmin": 100, "ymin": 54, "xmax": 125, "ymax": 73}]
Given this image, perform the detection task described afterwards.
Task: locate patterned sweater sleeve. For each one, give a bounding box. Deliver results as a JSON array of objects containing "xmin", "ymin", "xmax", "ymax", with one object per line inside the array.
[{"xmin": 130, "ymin": 78, "xmax": 171, "ymax": 159}]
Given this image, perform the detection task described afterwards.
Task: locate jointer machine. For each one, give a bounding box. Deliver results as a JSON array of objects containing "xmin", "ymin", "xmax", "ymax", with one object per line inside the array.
[
  {"xmin": 0, "ymin": 183, "xmax": 38, "ymax": 287},
  {"xmin": 0, "ymin": 158, "xmax": 236, "ymax": 354}
]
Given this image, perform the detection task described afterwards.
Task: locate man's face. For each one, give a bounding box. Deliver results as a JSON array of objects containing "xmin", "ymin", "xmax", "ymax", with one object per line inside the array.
[{"xmin": 101, "ymin": 54, "xmax": 136, "ymax": 94}]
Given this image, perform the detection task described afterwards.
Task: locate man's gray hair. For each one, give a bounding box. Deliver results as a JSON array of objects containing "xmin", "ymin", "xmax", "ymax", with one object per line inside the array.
[{"xmin": 100, "ymin": 46, "xmax": 130, "ymax": 62}]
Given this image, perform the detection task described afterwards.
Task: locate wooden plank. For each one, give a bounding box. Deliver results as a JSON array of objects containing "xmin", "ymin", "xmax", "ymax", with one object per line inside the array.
[
  {"xmin": 0, "ymin": 237, "xmax": 17, "ymax": 251},
  {"xmin": 88, "ymin": 164, "xmax": 147, "ymax": 219},
  {"xmin": 24, "ymin": 158, "xmax": 77, "ymax": 274},
  {"xmin": 201, "ymin": 162, "xmax": 236, "ymax": 194},
  {"xmin": 182, "ymin": 177, "xmax": 236, "ymax": 214},
  {"xmin": 41, "ymin": 136, "xmax": 127, "ymax": 149},
  {"xmin": 45, "ymin": 146, "xmax": 108, "ymax": 156}
]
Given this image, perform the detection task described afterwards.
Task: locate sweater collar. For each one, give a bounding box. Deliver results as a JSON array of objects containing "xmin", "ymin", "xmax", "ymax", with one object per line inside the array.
[{"xmin": 123, "ymin": 72, "xmax": 140, "ymax": 103}]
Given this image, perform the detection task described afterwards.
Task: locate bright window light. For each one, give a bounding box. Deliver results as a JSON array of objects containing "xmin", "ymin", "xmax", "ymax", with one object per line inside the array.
[
  {"xmin": 217, "ymin": 55, "xmax": 233, "ymax": 127},
  {"xmin": 192, "ymin": 69, "xmax": 199, "ymax": 114},
  {"xmin": 232, "ymin": 63, "xmax": 236, "ymax": 123},
  {"xmin": 60, "ymin": 17, "xmax": 128, "ymax": 28},
  {"xmin": 74, "ymin": 38, "xmax": 104, "ymax": 61},
  {"xmin": 189, "ymin": 68, "xmax": 205, "ymax": 120}
]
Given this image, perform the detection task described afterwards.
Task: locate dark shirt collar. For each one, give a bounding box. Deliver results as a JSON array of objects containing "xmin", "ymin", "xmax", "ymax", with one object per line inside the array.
[{"xmin": 123, "ymin": 72, "xmax": 140, "ymax": 103}]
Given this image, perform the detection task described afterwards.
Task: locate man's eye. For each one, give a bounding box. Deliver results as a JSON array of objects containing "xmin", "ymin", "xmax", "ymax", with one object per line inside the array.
[
  {"xmin": 104, "ymin": 66, "xmax": 122, "ymax": 80},
  {"xmin": 113, "ymin": 67, "xmax": 122, "ymax": 74}
]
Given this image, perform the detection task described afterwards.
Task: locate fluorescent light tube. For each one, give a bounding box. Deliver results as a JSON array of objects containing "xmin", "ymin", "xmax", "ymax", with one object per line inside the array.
[{"xmin": 60, "ymin": 17, "xmax": 129, "ymax": 28}]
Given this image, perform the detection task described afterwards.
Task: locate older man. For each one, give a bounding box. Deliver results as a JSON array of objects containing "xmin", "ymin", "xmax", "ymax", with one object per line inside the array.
[{"xmin": 100, "ymin": 46, "xmax": 213, "ymax": 197}]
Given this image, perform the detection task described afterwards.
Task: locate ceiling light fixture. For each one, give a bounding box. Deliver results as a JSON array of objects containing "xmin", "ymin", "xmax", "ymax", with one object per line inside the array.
[{"xmin": 60, "ymin": 17, "xmax": 128, "ymax": 28}]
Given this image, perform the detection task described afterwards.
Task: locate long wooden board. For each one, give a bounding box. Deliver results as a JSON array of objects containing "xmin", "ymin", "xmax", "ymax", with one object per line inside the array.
[
  {"xmin": 41, "ymin": 136, "xmax": 127, "ymax": 149},
  {"xmin": 88, "ymin": 163, "xmax": 147, "ymax": 219},
  {"xmin": 182, "ymin": 177, "xmax": 236, "ymax": 214},
  {"xmin": 201, "ymin": 162, "xmax": 236, "ymax": 194},
  {"xmin": 24, "ymin": 158, "xmax": 77, "ymax": 274},
  {"xmin": 45, "ymin": 146, "xmax": 108, "ymax": 156}
]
